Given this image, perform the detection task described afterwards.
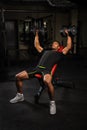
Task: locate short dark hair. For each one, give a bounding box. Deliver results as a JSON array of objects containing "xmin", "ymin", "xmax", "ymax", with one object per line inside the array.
[{"xmin": 52, "ymin": 40, "xmax": 61, "ymax": 45}]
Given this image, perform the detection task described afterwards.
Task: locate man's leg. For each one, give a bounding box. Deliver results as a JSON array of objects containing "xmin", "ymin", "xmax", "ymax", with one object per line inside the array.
[
  {"xmin": 43, "ymin": 74, "xmax": 56, "ymax": 115},
  {"xmin": 10, "ymin": 70, "xmax": 29, "ymax": 103}
]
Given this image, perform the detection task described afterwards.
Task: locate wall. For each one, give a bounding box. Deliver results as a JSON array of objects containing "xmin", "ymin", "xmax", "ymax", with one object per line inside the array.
[{"xmin": 1, "ymin": 3, "xmax": 87, "ymax": 65}]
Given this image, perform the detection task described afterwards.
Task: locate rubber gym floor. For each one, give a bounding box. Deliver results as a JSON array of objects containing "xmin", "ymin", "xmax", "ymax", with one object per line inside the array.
[{"xmin": 0, "ymin": 54, "xmax": 87, "ymax": 130}]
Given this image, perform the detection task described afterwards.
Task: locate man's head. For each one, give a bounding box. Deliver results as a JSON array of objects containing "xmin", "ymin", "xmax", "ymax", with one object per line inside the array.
[{"xmin": 52, "ymin": 41, "xmax": 60, "ymax": 51}]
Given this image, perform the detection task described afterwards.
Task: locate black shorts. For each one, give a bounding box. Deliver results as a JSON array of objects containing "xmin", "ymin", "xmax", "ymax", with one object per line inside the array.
[{"xmin": 27, "ymin": 66, "xmax": 51, "ymax": 79}]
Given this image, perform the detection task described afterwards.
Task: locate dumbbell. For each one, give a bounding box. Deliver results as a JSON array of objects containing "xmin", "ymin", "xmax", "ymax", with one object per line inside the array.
[
  {"xmin": 60, "ymin": 25, "xmax": 77, "ymax": 37},
  {"xmin": 30, "ymin": 27, "xmax": 45, "ymax": 35}
]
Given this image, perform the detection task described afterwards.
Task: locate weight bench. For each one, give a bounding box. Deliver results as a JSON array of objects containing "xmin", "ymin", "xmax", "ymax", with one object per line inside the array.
[{"xmin": 34, "ymin": 64, "xmax": 74, "ymax": 103}]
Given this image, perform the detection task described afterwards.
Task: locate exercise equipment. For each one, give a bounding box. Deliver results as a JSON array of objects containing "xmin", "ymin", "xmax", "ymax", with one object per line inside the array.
[
  {"xmin": 60, "ymin": 25, "xmax": 77, "ymax": 37},
  {"xmin": 34, "ymin": 64, "xmax": 57, "ymax": 103},
  {"xmin": 34, "ymin": 63, "xmax": 74, "ymax": 103},
  {"xmin": 30, "ymin": 27, "xmax": 46, "ymax": 36}
]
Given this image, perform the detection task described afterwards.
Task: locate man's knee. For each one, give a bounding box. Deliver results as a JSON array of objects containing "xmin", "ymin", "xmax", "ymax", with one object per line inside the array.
[
  {"xmin": 43, "ymin": 74, "xmax": 52, "ymax": 85},
  {"xmin": 15, "ymin": 74, "xmax": 21, "ymax": 81},
  {"xmin": 15, "ymin": 71, "xmax": 29, "ymax": 80}
]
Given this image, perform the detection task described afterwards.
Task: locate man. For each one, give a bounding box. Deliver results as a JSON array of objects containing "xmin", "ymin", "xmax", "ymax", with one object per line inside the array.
[{"xmin": 10, "ymin": 29, "xmax": 72, "ymax": 115}]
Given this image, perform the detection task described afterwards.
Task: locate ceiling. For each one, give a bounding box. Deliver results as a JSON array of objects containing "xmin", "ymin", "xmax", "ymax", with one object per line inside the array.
[{"xmin": 0, "ymin": 0, "xmax": 86, "ymax": 8}]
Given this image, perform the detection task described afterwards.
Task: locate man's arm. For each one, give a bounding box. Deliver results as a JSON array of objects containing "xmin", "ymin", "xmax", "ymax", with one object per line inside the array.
[
  {"xmin": 34, "ymin": 30, "xmax": 43, "ymax": 53},
  {"xmin": 62, "ymin": 30, "xmax": 72, "ymax": 55}
]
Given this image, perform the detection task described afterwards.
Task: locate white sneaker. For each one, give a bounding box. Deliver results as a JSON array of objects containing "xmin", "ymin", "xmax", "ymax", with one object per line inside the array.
[
  {"xmin": 50, "ymin": 101, "xmax": 56, "ymax": 115},
  {"xmin": 10, "ymin": 93, "xmax": 24, "ymax": 103}
]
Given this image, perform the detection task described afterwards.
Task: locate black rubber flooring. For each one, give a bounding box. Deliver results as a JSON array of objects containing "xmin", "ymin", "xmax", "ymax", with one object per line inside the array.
[{"xmin": 0, "ymin": 54, "xmax": 87, "ymax": 130}]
